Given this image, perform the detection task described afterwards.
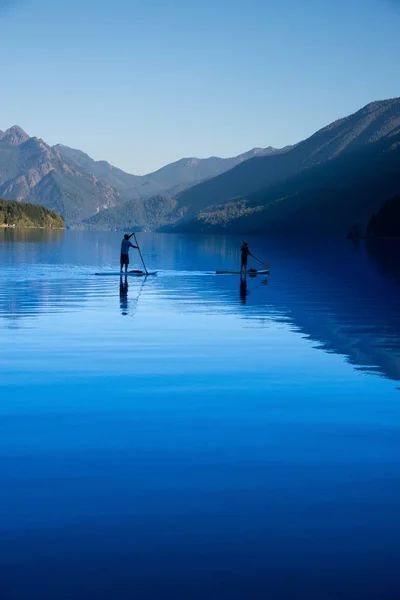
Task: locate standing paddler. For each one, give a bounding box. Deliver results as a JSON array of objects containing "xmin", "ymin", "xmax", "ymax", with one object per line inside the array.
[
  {"xmin": 240, "ymin": 241, "xmax": 253, "ymax": 273},
  {"xmin": 120, "ymin": 233, "xmax": 138, "ymax": 273}
]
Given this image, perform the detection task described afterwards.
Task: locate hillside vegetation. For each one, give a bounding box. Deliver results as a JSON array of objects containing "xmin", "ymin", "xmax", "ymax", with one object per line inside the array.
[
  {"xmin": 83, "ymin": 195, "xmax": 185, "ymax": 231},
  {"xmin": 0, "ymin": 198, "xmax": 64, "ymax": 228}
]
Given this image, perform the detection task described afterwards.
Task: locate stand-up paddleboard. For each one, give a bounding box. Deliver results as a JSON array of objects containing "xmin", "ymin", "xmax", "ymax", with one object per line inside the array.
[
  {"xmin": 216, "ymin": 269, "xmax": 269, "ymax": 275},
  {"xmin": 95, "ymin": 270, "xmax": 157, "ymax": 276}
]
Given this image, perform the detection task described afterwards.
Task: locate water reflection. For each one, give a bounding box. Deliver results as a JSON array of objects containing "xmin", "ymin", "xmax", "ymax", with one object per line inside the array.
[
  {"xmin": 118, "ymin": 276, "xmax": 147, "ymax": 317},
  {"xmin": 239, "ymin": 276, "xmax": 248, "ymax": 305},
  {"xmin": 0, "ymin": 278, "xmax": 92, "ymax": 327},
  {"xmin": 2, "ymin": 232, "xmax": 400, "ymax": 600},
  {"xmin": 1, "ymin": 232, "xmax": 400, "ymax": 383},
  {"xmin": 1, "ymin": 228, "xmax": 64, "ymax": 244},
  {"xmin": 119, "ymin": 276, "xmax": 129, "ymax": 315},
  {"xmin": 366, "ymin": 238, "xmax": 400, "ymax": 285}
]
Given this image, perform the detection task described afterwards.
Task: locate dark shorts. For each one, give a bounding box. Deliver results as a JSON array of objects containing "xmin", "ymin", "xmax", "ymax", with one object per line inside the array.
[
  {"xmin": 241, "ymin": 258, "xmax": 248, "ymax": 266},
  {"xmin": 120, "ymin": 253, "xmax": 129, "ymax": 265}
]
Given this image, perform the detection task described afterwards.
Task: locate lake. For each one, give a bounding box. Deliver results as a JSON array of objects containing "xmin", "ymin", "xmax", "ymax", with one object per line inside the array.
[{"xmin": 1, "ymin": 229, "xmax": 400, "ymax": 600}]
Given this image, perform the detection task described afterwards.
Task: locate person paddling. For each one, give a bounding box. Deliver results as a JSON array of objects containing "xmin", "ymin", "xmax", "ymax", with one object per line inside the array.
[
  {"xmin": 240, "ymin": 241, "xmax": 253, "ymax": 273},
  {"xmin": 120, "ymin": 233, "xmax": 138, "ymax": 273}
]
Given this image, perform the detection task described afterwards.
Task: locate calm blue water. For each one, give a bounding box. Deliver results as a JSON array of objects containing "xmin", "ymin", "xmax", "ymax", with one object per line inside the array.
[{"xmin": 1, "ymin": 229, "xmax": 400, "ymax": 600}]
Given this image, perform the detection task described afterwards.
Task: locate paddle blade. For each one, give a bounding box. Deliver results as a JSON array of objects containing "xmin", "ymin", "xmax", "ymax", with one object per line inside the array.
[{"xmin": 252, "ymin": 254, "xmax": 269, "ymax": 271}]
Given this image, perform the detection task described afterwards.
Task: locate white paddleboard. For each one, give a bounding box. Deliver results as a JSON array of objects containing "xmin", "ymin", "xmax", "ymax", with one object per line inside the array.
[{"xmin": 95, "ymin": 270, "xmax": 157, "ymax": 276}]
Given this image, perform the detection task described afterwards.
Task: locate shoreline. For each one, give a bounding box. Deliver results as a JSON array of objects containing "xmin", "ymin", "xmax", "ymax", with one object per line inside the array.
[{"xmin": 1, "ymin": 224, "xmax": 65, "ymax": 230}]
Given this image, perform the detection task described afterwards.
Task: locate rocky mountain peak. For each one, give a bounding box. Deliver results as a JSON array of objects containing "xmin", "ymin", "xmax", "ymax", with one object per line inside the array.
[{"xmin": 1, "ymin": 125, "xmax": 30, "ymax": 146}]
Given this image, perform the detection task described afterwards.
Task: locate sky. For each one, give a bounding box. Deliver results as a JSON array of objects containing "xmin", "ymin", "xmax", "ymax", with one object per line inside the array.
[{"xmin": 0, "ymin": 0, "xmax": 399, "ymax": 174}]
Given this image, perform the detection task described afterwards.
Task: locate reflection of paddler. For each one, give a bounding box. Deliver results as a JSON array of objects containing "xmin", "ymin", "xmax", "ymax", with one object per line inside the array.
[
  {"xmin": 119, "ymin": 275, "xmax": 129, "ymax": 315},
  {"xmin": 240, "ymin": 276, "xmax": 248, "ymax": 305}
]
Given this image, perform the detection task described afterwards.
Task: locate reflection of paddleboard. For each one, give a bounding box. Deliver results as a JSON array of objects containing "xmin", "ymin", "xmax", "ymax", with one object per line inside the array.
[
  {"xmin": 95, "ymin": 270, "xmax": 157, "ymax": 276},
  {"xmin": 216, "ymin": 270, "xmax": 269, "ymax": 275}
]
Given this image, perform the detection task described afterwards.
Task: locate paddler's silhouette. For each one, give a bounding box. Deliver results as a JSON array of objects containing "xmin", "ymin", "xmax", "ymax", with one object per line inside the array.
[
  {"xmin": 240, "ymin": 275, "xmax": 248, "ymax": 305},
  {"xmin": 119, "ymin": 275, "xmax": 129, "ymax": 315}
]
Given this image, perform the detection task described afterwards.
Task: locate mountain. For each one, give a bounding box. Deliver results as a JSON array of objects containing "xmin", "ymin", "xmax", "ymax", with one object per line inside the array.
[
  {"xmin": 1, "ymin": 124, "xmax": 280, "ymax": 228},
  {"xmin": 0, "ymin": 125, "xmax": 29, "ymax": 146},
  {"xmin": 0, "ymin": 198, "xmax": 64, "ymax": 228},
  {"xmin": 55, "ymin": 144, "xmax": 280, "ymax": 199},
  {"xmin": 169, "ymin": 98, "xmax": 400, "ymax": 235},
  {"xmin": 0, "ymin": 127, "xmax": 126, "ymax": 226},
  {"xmin": 123, "ymin": 147, "xmax": 281, "ymax": 198},
  {"xmin": 83, "ymin": 195, "xmax": 185, "ymax": 232},
  {"xmin": 3, "ymin": 98, "xmax": 399, "ymax": 235},
  {"xmin": 54, "ymin": 144, "xmax": 141, "ymax": 191},
  {"xmin": 177, "ymin": 133, "xmax": 400, "ymax": 236},
  {"xmin": 172, "ymin": 98, "xmax": 400, "ymax": 222}
]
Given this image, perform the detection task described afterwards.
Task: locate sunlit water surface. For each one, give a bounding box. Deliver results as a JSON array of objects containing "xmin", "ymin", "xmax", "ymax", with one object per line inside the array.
[{"xmin": 1, "ymin": 229, "xmax": 400, "ymax": 600}]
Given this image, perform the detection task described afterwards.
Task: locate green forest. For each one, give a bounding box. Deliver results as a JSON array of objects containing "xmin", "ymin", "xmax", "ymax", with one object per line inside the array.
[{"xmin": 0, "ymin": 198, "xmax": 64, "ymax": 228}]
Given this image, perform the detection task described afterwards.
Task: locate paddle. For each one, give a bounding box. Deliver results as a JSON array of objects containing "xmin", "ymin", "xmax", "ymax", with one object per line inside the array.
[
  {"xmin": 132, "ymin": 232, "xmax": 149, "ymax": 276},
  {"xmin": 251, "ymin": 253, "xmax": 269, "ymax": 270}
]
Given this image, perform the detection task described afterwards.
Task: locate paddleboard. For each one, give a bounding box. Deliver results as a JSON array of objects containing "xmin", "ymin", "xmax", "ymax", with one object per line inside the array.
[
  {"xmin": 216, "ymin": 270, "xmax": 269, "ymax": 275},
  {"xmin": 95, "ymin": 270, "xmax": 157, "ymax": 276}
]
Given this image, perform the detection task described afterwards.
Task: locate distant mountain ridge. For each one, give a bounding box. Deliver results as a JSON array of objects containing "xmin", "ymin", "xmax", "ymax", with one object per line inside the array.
[
  {"xmin": 176, "ymin": 131, "xmax": 400, "ymax": 236},
  {"xmin": 53, "ymin": 144, "xmax": 141, "ymax": 192},
  {"xmin": 2, "ymin": 97, "xmax": 399, "ymax": 235},
  {"xmin": 0, "ymin": 124, "xmax": 281, "ymax": 227},
  {"xmin": 172, "ymin": 98, "xmax": 400, "ymax": 222},
  {"xmin": 55, "ymin": 144, "xmax": 281, "ymax": 199}
]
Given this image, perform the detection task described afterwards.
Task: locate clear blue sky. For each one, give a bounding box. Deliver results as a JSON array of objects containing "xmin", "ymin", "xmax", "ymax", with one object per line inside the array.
[{"xmin": 1, "ymin": 0, "xmax": 399, "ymax": 174}]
